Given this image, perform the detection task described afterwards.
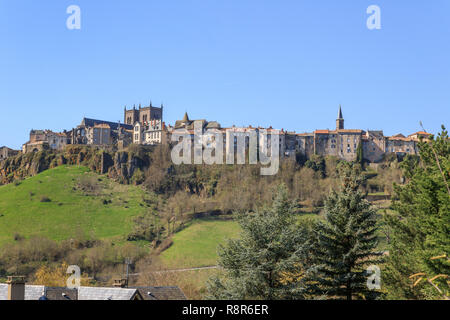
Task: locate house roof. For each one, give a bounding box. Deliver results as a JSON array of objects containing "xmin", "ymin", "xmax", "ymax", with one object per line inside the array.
[
  {"xmin": 44, "ymin": 287, "xmax": 78, "ymax": 300},
  {"xmin": 77, "ymin": 286, "xmax": 141, "ymax": 300},
  {"xmin": 205, "ymin": 121, "xmax": 221, "ymax": 129},
  {"xmin": 388, "ymin": 136, "xmax": 414, "ymax": 142},
  {"xmin": 408, "ymin": 131, "xmax": 432, "ymax": 137},
  {"xmin": 314, "ymin": 130, "xmax": 332, "ymax": 134},
  {"xmin": 0, "ymin": 284, "xmax": 185, "ymax": 300},
  {"xmin": 132, "ymin": 286, "xmax": 187, "ymax": 300},
  {"xmin": 392, "ymin": 133, "xmax": 406, "ymax": 138},
  {"xmin": 0, "ymin": 284, "xmax": 45, "ymax": 300},
  {"xmin": 80, "ymin": 118, "xmax": 133, "ymax": 131},
  {"xmin": 337, "ymin": 129, "xmax": 364, "ymax": 133}
]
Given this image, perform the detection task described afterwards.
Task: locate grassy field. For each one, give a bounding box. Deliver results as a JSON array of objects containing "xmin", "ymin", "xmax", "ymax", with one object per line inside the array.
[
  {"xmin": 161, "ymin": 217, "xmax": 241, "ymax": 268},
  {"xmin": 0, "ymin": 165, "xmax": 148, "ymax": 246}
]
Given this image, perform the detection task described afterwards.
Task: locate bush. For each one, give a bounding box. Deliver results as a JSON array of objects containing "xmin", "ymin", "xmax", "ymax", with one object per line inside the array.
[
  {"xmin": 13, "ymin": 233, "xmax": 24, "ymax": 241},
  {"xmin": 40, "ymin": 196, "xmax": 51, "ymax": 203}
]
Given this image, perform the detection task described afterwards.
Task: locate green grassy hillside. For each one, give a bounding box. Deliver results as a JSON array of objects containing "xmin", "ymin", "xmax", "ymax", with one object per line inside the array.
[
  {"xmin": 161, "ymin": 217, "xmax": 241, "ymax": 268},
  {"xmin": 0, "ymin": 166, "xmax": 148, "ymax": 246}
]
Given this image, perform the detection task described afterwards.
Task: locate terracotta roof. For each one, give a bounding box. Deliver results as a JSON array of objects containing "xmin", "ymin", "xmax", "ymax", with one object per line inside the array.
[
  {"xmin": 314, "ymin": 130, "xmax": 331, "ymax": 134},
  {"xmin": 408, "ymin": 131, "xmax": 432, "ymax": 137},
  {"xmin": 388, "ymin": 136, "xmax": 414, "ymax": 142},
  {"xmin": 337, "ymin": 129, "xmax": 364, "ymax": 133}
]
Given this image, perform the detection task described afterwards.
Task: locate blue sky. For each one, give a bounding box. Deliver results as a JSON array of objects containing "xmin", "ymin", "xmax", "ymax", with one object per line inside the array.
[{"xmin": 1, "ymin": 0, "xmax": 449, "ymax": 149}]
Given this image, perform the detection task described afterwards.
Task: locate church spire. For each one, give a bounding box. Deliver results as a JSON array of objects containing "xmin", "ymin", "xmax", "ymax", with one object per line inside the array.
[
  {"xmin": 336, "ymin": 105, "xmax": 344, "ymax": 130},
  {"xmin": 182, "ymin": 112, "xmax": 189, "ymax": 122},
  {"xmin": 338, "ymin": 104, "xmax": 343, "ymax": 119}
]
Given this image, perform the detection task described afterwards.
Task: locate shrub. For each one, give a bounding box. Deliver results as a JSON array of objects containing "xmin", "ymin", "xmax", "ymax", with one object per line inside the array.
[
  {"xmin": 40, "ymin": 196, "xmax": 51, "ymax": 203},
  {"xmin": 13, "ymin": 233, "xmax": 24, "ymax": 241}
]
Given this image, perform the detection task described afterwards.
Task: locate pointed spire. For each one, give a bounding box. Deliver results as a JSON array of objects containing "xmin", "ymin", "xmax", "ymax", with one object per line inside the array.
[
  {"xmin": 182, "ymin": 112, "xmax": 189, "ymax": 122},
  {"xmin": 338, "ymin": 105, "xmax": 343, "ymax": 119}
]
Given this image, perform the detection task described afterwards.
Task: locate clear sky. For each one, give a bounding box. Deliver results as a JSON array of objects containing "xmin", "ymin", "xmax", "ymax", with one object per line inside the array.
[{"xmin": 1, "ymin": 0, "xmax": 449, "ymax": 149}]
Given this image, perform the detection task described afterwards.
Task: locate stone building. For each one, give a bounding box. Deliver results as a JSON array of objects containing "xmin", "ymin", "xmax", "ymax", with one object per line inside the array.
[
  {"xmin": 133, "ymin": 119, "xmax": 168, "ymax": 145},
  {"xmin": 362, "ymin": 130, "xmax": 386, "ymax": 163},
  {"xmin": 0, "ymin": 147, "xmax": 19, "ymax": 160},
  {"xmin": 70, "ymin": 118, "xmax": 133, "ymax": 146},
  {"xmin": 408, "ymin": 131, "xmax": 433, "ymax": 141},
  {"xmin": 22, "ymin": 130, "xmax": 69, "ymax": 153},
  {"xmin": 385, "ymin": 135, "xmax": 417, "ymax": 155},
  {"xmin": 87, "ymin": 123, "xmax": 111, "ymax": 145},
  {"xmin": 281, "ymin": 106, "xmax": 427, "ymax": 163}
]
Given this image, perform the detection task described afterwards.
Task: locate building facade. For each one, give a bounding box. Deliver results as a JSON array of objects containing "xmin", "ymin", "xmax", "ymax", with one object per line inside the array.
[{"xmin": 22, "ymin": 130, "xmax": 69, "ymax": 153}]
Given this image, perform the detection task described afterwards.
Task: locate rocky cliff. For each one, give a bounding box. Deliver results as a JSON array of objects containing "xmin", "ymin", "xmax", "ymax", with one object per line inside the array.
[{"xmin": 0, "ymin": 145, "xmax": 152, "ymax": 185}]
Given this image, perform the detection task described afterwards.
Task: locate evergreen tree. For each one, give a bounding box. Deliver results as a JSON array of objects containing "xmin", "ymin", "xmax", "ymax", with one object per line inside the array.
[
  {"xmin": 356, "ymin": 142, "xmax": 364, "ymax": 167},
  {"xmin": 206, "ymin": 184, "xmax": 311, "ymax": 300},
  {"xmin": 307, "ymin": 163, "xmax": 381, "ymax": 300},
  {"xmin": 383, "ymin": 126, "xmax": 449, "ymax": 299}
]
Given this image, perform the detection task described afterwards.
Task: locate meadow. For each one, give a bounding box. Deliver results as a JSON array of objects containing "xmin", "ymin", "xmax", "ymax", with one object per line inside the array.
[{"xmin": 0, "ymin": 166, "xmax": 148, "ymax": 246}]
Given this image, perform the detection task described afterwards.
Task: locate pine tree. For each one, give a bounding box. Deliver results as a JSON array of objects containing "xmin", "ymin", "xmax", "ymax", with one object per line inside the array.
[
  {"xmin": 307, "ymin": 163, "xmax": 381, "ymax": 300},
  {"xmin": 383, "ymin": 126, "xmax": 449, "ymax": 299},
  {"xmin": 206, "ymin": 184, "xmax": 311, "ymax": 300},
  {"xmin": 356, "ymin": 142, "xmax": 364, "ymax": 167}
]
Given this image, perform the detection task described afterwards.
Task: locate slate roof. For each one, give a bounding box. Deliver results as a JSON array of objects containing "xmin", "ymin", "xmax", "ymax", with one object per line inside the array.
[
  {"xmin": 0, "ymin": 284, "xmax": 45, "ymax": 300},
  {"xmin": 338, "ymin": 105, "xmax": 343, "ymax": 119},
  {"xmin": 44, "ymin": 287, "xmax": 78, "ymax": 300},
  {"xmin": 132, "ymin": 286, "xmax": 187, "ymax": 300},
  {"xmin": 80, "ymin": 118, "xmax": 133, "ymax": 131},
  {"xmin": 77, "ymin": 286, "xmax": 141, "ymax": 300},
  {"xmin": 0, "ymin": 284, "xmax": 185, "ymax": 300}
]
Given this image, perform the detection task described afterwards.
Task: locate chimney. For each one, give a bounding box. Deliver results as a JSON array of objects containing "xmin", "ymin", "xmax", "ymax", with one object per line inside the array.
[
  {"xmin": 7, "ymin": 276, "xmax": 26, "ymax": 300},
  {"xmin": 113, "ymin": 278, "xmax": 128, "ymax": 288}
]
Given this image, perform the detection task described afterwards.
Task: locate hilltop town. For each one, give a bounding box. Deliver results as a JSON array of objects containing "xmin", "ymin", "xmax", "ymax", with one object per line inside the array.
[{"xmin": 0, "ymin": 103, "xmax": 431, "ymax": 164}]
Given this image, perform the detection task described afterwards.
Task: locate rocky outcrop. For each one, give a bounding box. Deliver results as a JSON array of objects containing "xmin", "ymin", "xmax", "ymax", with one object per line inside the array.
[{"xmin": 0, "ymin": 145, "xmax": 153, "ymax": 185}]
